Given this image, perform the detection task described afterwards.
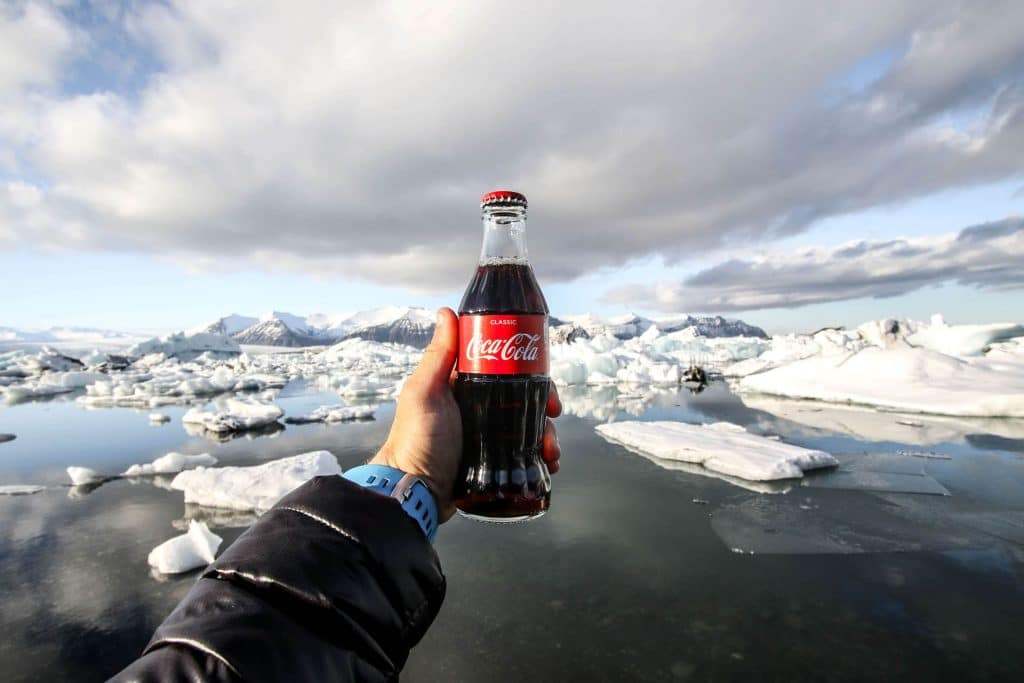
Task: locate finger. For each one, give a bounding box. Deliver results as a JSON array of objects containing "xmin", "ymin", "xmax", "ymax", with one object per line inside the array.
[
  {"xmin": 546, "ymin": 381, "xmax": 562, "ymax": 418},
  {"xmin": 410, "ymin": 308, "xmax": 459, "ymax": 391},
  {"xmin": 542, "ymin": 417, "xmax": 560, "ymax": 467}
]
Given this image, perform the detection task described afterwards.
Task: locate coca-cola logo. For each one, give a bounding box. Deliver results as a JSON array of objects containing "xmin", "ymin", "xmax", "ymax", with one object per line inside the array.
[
  {"xmin": 458, "ymin": 314, "xmax": 548, "ymax": 375},
  {"xmin": 465, "ymin": 332, "xmax": 542, "ymax": 362}
]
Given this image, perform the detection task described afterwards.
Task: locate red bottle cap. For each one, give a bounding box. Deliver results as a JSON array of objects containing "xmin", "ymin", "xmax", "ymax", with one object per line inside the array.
[{"xmin": 481, "ymin": 190, "xmax": 527, "ymax": 209}]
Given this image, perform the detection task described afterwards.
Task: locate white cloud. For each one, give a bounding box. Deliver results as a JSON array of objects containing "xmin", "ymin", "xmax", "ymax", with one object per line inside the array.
[
  {"xmin": 2, "ymin": 1, "xmax": 1024, "ymax": 291},
  {"xmin": 603, "ymin": 217, "xmax": 1024, "ymax": 312},
  {"xmin": 0, "ymin": 1, "xmax": 71, "ymax": 94}
]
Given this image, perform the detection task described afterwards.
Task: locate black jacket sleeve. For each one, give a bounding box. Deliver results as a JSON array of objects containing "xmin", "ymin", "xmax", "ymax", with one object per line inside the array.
[{"xmin": 111, "ymin": 475, "xmax": 446, "ymax": 682}]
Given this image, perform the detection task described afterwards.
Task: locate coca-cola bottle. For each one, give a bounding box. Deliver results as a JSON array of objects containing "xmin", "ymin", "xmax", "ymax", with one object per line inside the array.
[{"xmin": 454, "ymin": 190, "xmax": 551, "ymax": 521}]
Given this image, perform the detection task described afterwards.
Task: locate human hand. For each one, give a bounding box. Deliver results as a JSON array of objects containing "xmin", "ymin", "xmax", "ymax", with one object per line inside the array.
[{"xmin": 370, "ymin": 307, "xmax": 562, "ymax": 522}]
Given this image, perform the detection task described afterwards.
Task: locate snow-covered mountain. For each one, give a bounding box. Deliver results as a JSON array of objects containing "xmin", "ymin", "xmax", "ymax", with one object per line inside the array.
[
  {"xmin": 230, "ymin": 312, "xmax": 327, "ymax": 347},
  {"xmin": 326, "ymin": 307, "xmax": 435, "ymax": 347},
  {"xmin": 185, "ymin": 307, "xmax": 436, "ymax": 348},
  {"xmin": 186, "ymin": 308, "xmax": 765, "ymax": 349},
  {"xmin": 557, "ymin": 313, "xmax": 767, "ymax": 341},
  {"xmin": 191, "ymin": 314, "xmax": 259, "ymax": 337},
  {"xmin": 3, "ymin": 310, "xmax": 767, "ymax": 353}
]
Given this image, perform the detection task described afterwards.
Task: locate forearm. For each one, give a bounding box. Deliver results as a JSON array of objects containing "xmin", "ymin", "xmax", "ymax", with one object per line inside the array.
[{"xmin": 111, "ymin": 475, "xmax": 446, "ymax": 682}]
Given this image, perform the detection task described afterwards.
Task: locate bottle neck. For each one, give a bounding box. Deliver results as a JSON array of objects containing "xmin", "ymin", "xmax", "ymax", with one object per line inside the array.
[{"xmin": 479, "ymin": 206, "xmax": 529, "ymax": 265}]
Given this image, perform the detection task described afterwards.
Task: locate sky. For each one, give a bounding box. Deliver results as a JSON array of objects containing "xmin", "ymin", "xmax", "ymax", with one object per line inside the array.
[{"xmin": 1, "ymin": 0, "xmax": 1023, "ymax": 335}]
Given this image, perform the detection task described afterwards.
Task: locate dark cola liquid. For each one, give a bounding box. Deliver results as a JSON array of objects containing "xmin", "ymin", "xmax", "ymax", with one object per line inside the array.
[{"xmin": 455, "ymin": 262, "xmax": 552, "ymax": 520}]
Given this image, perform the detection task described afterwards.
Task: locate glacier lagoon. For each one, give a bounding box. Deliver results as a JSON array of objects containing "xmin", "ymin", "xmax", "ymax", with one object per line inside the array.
[{"xmin": 1, "ymin": 380, "xmax": 1023, "ymax": 681}]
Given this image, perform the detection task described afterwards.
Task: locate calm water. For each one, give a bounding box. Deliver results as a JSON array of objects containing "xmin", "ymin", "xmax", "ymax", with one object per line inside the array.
[{"xmin": 1, "ymin": 383, "xmax": 1023, "ymax": 681}]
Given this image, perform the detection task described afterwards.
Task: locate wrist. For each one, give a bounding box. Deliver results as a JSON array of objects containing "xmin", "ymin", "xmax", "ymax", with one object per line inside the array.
[{"xmin": 344, "ymin": 462, "xmax": 439, "ymax": 543}]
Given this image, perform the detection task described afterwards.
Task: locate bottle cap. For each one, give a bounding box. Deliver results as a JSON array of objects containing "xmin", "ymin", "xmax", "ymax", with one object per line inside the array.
[{"xmin": 481, "ymin": 190, "xmax": 527, "ymax": 209}]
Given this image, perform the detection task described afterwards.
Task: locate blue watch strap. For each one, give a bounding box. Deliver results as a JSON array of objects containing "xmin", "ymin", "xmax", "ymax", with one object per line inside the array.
[{"xmin": 344, "ymin": 464, "xmax": 438, "ymax": 543}]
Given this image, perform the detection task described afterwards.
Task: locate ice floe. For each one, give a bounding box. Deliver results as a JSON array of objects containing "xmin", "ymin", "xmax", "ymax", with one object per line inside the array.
[
  {"xmin": 147, "ymin": 520, "xmax": 222, "ymax": 574},
  {"xmin": 148, "ymin": 412, "xmax": 170, "ymax": 423},
  {"xmin": 284, "ymin": 404, "xmax": 378, "ymax": 424},
  {"xmin": 123, "ymin": 452, "xmax": 218, "ymax": 476},
  {"xmin": 596, "ymin": 421, "xmax": 837, "ymax": 481},
  {"xmin": 169, "ymin": 450, "xmax": 341, "ymax": 510},
  {"xmin": 0, "ymin": 485, "xmax": 45, "ymax": 495},
  {"xmin": 66, "ymin": 466, "xmax": 103, "ymax": 485},
  {"xmin": 182, "ymin": 398, "xmax": 284, "ymax": 434}
]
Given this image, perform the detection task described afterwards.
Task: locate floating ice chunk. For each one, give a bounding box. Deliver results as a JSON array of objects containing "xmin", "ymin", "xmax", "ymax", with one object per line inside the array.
[
  {"xmin": 20, "ymin": 347, "xmax": 85, "ymax": 373},
  {"xmin": 123, "ymin": 452, "xmax": 218, "ymax": 476},
  {"xmin": 907, "ymin": 314, "xmax": 1024, "ymax": 357},
  {"xmin": 337, "ymin": 376, "xmax": 390, "ymax": 397},
  {"xmin": 738, "ymin": 346, "xmax": 1024, "ymax": 417},
  {"xmin": 170, "ymin": 450, "xmax": 341, "ymax": 510},
  {"xmin": 147, "ymin": 520, "xmax": 223, "ymax": 574},
  {"xmin": 550, "ymin": 359, "xmax": 588, "ymax": 386},
  {"xmin": 0, "ymin": 371, "xmax": 106, "ymax": 401},
  {"xmin": 66, "ymin": 466, "xmax": 103, "ymax": 485},
  {"xmin": 0, "ymin": 485, "xmax": 44, "ymax": 495},
  {"xmin": 596, "ymin": 421, "xmax": 837, "ymax": 482},
  {"xmin": 624, "ymin": 447, "xmax": 795, "ymax": 494},
  {"xmin": 129, "ymin": 331, "xmax": 240, "ymax": 359},
  {"xmin": 285, "ymin": 404, "xmax": 377, "ymax": 424},
  {"xmin": 182, "ymin": 398, "xmax": 284, "ymax": 433},
  {"xmin": 148, "ymin": 412, "xmax": 171, "ymax": 423}
]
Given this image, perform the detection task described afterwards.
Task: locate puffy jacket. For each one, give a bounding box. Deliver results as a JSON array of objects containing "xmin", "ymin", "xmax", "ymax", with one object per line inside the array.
[{"xmin": 111, "ymin": 475, "xmax": 446, "ymax": 682}]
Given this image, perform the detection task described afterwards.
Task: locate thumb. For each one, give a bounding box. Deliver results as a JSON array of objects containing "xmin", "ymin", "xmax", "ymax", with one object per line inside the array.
[{"xmin": 411, "ymin": 307, "xmax": 458, "ymax": 388}]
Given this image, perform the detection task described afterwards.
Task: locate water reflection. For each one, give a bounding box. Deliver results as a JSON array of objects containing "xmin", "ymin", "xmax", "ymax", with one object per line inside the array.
[
  {"xmin": 173, "ymin": 505, "xmax": 259, "ymax": 530},
  {"xmin": 182, "ymin": 420, "xmax": 286, "ymax": 442}
]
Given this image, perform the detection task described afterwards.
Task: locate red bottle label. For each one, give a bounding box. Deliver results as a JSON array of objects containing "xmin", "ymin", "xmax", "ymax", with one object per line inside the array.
[{"xmin": 458, "ymin": 314, "xmax": 549, "ymax": 375}]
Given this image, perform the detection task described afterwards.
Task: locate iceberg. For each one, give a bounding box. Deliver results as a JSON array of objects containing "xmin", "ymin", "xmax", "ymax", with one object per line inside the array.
[
  {"xmin": 148, "ymin": 412, "xmax": 171, "ymax": 423},
  {"xmin": 738, "ymin": 346, "xmax": 1024, "ymax": 417},
  {"xmin": 182, "ymin": 398, "xmax": 284, "ymax": 433},
  {"xmin": 147, "ymin": 520, "xmax": 223, "ymax": 574},
  {"xmin": 123, "ymin": 452, "xmax": 218, "ymax": 476},
  {"xmin": 595, "ymin": 421, "xmax": 837, "ymax": 481},
  {"xmin": 0, "ymin": 485, "xmax": 45, "ymax": 495},
  {"xmin": 129, "ymin": 331, "xmax": 241, "ymax": 359},
  {"xmin": 284, "ymin": 404, "xmax": 378, "ymax": 424},
  {"xmin": 169, "ymin": 450, "xmax": 341, "ymax": 510},
  {"xmin": 66, "ymin": 466, "xmax": 103, "ymax": 485},
  {"xmin": 907, "ymin": 314, "xmax": 1024, "ymax": 357},
  {"xmin": 1, "ymin": 370, "xmax": 109, "ymax": 403}
]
